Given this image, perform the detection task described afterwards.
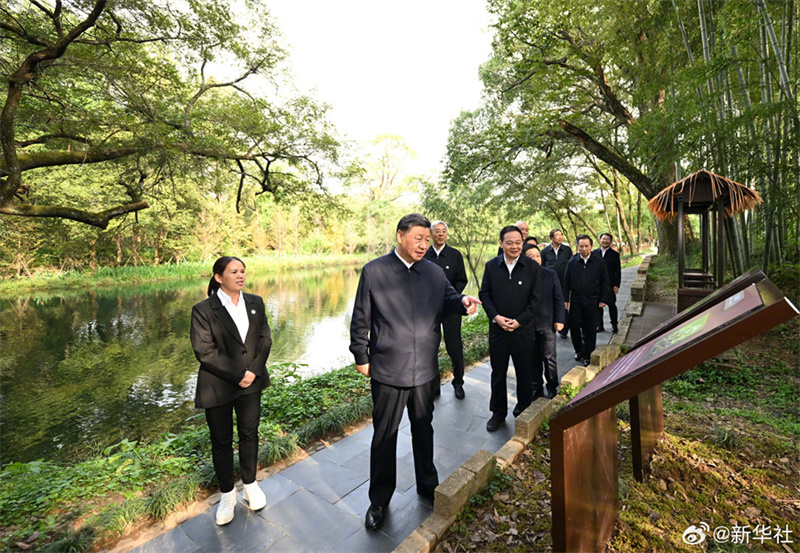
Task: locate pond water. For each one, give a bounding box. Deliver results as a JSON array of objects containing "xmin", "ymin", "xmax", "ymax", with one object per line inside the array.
[{"xmin": 0, "ymin": 266, "xmax": 363, "ymax": 464}]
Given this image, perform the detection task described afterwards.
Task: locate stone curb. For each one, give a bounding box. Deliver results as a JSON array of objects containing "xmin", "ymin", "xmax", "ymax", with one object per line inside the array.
[{"xmin": 393, "ymin": 255, "xmax": 654, "ymax": 553}]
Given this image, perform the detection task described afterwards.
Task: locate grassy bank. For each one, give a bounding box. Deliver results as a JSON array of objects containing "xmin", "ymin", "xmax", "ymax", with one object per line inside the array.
[
  {"xmin": 437, "ymin": 257, "xmax": 799, "ymax": 553},
  {"xmin": 0, "ymin": 312, "xmax": 490, "ymax": 552},
  {"xmin": 0, "ymin": 252, "xmax": 371, "ymax": 298}
]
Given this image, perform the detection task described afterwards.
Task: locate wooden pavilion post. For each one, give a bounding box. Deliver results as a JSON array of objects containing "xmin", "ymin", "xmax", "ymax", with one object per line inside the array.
[
  {"xmin": 677, "ymin": 202, "xmax": 685, "ymax": 288},
  {"xmin": 716, "ymin": 199, "xmax": 725, "ymax": 288},
  {"xmin": 702, "ymin": 211, "xmax": 710, "ymax": 273}
]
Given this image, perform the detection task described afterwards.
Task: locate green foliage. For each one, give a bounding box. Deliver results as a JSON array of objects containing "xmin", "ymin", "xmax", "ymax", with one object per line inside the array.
[
  {"xmin": 145, "ymin": 474, "xmax": 200, "ymax": 520},
  {"xmin": 616, "ymin": 402, "xmax": 631, "ymax": 422},
  {"xmin": 708, "ymin": 427, "xmax": 741, "ymax": 451}
]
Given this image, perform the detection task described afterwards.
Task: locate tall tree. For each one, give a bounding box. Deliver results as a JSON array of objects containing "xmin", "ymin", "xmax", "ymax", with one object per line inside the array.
[{"xmin": 0, "ymin": 0, "xmax": 340, "ymax": 228}]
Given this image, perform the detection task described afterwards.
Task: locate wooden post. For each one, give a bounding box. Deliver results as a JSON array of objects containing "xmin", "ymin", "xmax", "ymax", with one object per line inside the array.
[{"xmin": 677, "ymin": 201, "xmax": 685, "ymax": 288}]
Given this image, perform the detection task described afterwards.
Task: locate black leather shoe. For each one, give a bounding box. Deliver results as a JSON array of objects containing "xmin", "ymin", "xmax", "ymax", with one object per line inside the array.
[
  {"xmin": 596, "ymin": 326, "xmax": 605, "ymax": 332},
  {"xmin": 365, "ymin": 504, "xmax": 385, "ymax": 530},
  {"xmin": 581, "ymin": 357, "xmax": 590, "ymax": 366},
  {"xmin": 417, "ymin": 488, "xmax": 435, "ymax": 502},
  {"xmin": 574, "ymin": 353, "xmax": 583, "ymax": 362},
  {"xmin": 612, "ymin": 325, "xmax": 619, "ymax": 333},
  {"xmin": 453, "ymin": 384, "xmax": 465, "ymax": 400},
  {"xmin": 486, "ymin": 413, "xmax": 505, "ymax": 432},
  {"xmin": 546, "ymin": 387, "xmax": 559, "ymax": 399}
]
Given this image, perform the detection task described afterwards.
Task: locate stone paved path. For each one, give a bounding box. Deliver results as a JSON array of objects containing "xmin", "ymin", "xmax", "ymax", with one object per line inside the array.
[{"xmin": 128, "ymin": 266, "xmax": 639, "ymax": 553}]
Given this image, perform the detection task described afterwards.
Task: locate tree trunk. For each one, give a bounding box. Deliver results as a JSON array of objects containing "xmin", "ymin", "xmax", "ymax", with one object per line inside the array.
[
  {"xmin": 611, "ymin": 169, "xmax": 638, "ymax": 255},
  {"xmin": 724, "ymin": 216, "xmax": 744, "ymax": 277},
  {"xmin": 657, "ymin": 218, "xmax": 679, "ymax": 260}
]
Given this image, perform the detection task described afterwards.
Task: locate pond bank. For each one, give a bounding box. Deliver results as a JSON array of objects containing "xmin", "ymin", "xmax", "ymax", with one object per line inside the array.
[{"xmin": 0, "ymin": 253, "xmax": 370, "ymax": 298}]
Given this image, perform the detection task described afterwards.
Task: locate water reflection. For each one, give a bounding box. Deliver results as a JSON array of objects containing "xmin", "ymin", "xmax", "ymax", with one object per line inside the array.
[{"xmin": 0, "ymin": 267, "xmax": 361, "ymax": 464}]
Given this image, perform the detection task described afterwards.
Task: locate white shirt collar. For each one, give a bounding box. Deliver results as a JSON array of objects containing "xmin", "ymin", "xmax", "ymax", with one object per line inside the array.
[
  {"xmin": 394, "ymin": 248, "xmax": 414, "ymax": 269},
  {"xmin": 433, "ymin": 244, "xmax": 445, "ymax": 256},
  {"xmin": 503, "ymin": 254, "xmax": 520, "ymax": 276},
  {"xmin": 216, "ymin": 287, "xmax": 243, "ymax": 307},
  {"xmin": 600, "ymin": 246, "xmax": 609, "ymax": 257},
  {"xmin": 581, "ymin": 254, "xmax": 591, "ymax": 264},
  {"xmin": 217, "ymin": 287, "xmax": 249, "ymax": 342}
]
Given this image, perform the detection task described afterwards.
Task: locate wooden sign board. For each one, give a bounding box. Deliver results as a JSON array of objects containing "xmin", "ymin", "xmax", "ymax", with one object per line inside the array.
[
  {"xmin": 631, "ymin": 267, "xmax": 766, "ymax": 351},
  {"xmin": 550, "ymin": 278, "xmax": 798, "ymax": 553}
]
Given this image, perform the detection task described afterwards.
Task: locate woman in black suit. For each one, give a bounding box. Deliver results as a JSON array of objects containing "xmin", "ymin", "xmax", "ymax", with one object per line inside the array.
[{"xmin": 190, "ymin": 256, "xmax": 272, "ymax": 525}]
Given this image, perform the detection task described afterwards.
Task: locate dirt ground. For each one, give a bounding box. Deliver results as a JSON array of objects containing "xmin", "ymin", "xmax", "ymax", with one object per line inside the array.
[{"xmin": 436, "ymin": 266, "xmax": 800, "ymax": 553}]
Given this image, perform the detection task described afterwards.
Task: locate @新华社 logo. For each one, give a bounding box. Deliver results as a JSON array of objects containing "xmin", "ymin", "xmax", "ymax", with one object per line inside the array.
[{"xmin": 682, "ymin": 522, "xmax": 710, "ymax": 545}]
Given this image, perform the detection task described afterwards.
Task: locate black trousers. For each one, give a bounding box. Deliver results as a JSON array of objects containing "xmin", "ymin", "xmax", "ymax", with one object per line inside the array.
[
  {"xmin": 569, "ymin": 300, "xmax": 599, "ymax": 360},
  {"xmin": 440, "ymin": 314, "xmax": 465, "ymax": 386},
  {"xmin": 596, "ymin": 295, "xmax": 618, "ymax": 329},
  {"xmin": 369, "ymin": 377, "xmax": 438, "ymax": 507},
  {"xmin": 559, "ymin": 307, "xmax": 570, "ymax": 337},
  {"xmin": 488, "ymin": 327, "xmax": 535, "ymax": 416},
  {"xmin": 205, "ymin": 391, "xmax": 261, "ymax": 493},
  {"xmin": 533, "ymin": 329, "xmax": 559, "ymax": 393}
]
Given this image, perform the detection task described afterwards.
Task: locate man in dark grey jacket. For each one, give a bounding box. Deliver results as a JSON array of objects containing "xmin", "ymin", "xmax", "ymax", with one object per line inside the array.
[
  {"xmin": 350, "ymin": 213, "xmax": 481, "ymax": 531},
  {"xmin": 563, "ymin": 235, "xmax": 613, "ymax": 365},
  {"xmin": 424, "ymin": 220, "xmax": 469, "ymax": 399}
]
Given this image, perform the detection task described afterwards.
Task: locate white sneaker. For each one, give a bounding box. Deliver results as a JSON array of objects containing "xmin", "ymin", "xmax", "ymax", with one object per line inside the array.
[
  {"xmin": 243, "ymin": 481, "xmax": 267, "ymax": 511},
  {"xmin": 215, "ymin": 490, "xmax": 236, "ymax": 525}
]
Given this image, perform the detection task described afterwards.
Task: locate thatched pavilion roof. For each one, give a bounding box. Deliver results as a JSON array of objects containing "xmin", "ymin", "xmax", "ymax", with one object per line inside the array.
[{"xmin": 647, "ymin": 169, "xmax": 762, "ymax": 222}]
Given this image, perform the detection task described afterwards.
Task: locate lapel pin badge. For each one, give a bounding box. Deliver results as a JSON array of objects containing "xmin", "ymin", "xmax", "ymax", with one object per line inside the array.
[
  {"xmin": 518, "ymin": 281, "xmax": 522, "ymax": 285},
  {"xmin": 251, "ymin": 309, "xmax": 256, "ymax": 314}
]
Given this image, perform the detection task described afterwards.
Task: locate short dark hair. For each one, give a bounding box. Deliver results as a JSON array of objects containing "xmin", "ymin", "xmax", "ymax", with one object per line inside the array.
[
  {"xmin": 500, "ymin": 225, "xmax": 523, "ymax": 242},
  {"xmin": 600, "ymin": 232, "xmax": 613, "ymax": 240},
  {"xmin": 549, "ymin": 229, "xmax": 562, "ymax": 239},
  {"xmin": 524, "ymin": 236, "xmax": 538, "ymax": 245},
  {"xmin": 207, "ymin": 256, "xmax": 246, "ymax": 297},
  {"xmin": 576, "ymin": 234, "xmax": 593, "ymax": 246},
  {"xmin": 397, "ymin": 213, "xmax": 431, "ymax": 233},
  {"xmin": 522, "ymin": 243, "xmax": 540, "ymax": 254}
]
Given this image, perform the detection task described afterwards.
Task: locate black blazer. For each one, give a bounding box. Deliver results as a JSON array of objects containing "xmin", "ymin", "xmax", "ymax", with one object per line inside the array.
[
  {"xmin": 349, "ymin": 252, "xmax": 466, "ymax": 387},
  {"xmin": 190, "ymin": 292, "xmax": 272, "ymax": 409},
  {"xmin": 424, "ymin": 243, "xmax": 468, "ymax": 293},
  {"xmin": 594, "ymin": 247, "xmax": 622, "ymax": 289},
  {"xmin": 534, "ymin": 266, "xmax": 566, "ymax": 331},
  {"xmin": 478, "ymin": 254, "xmax": 540, "ymax": 333},
  {"xmin": 540, "ymin": 243, "xmax": 573, "ymax": 285},
  {"xmin": 562, "ymin": 254, "xmax": 613, "ymax": 305}
]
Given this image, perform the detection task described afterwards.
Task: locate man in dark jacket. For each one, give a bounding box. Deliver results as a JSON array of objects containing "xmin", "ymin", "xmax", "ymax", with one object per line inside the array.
[
  {"xmin": 594, "ymin": 233, "xmax": 622, "ymax": 333},
  {"xmin": 562, "ymin": 235, "xmax": 613, "ymax": 366},
  {"xmin": 479, "ymin": 226, "xmax": 540, "ymax": 432},
  {"xmin": 424, "ymin": 221, "xmax": 470, "ymax": 399},
  {"xmin": 350, "ymin": 213, "xmax": 481, "ymax": 531},
  {"xmin": 540, "ymin": 229, "xmax": 573, "ymax": 338},
  {"xmin": 523, "ymin": 244, "xmax": 566, "ymax": 398}
]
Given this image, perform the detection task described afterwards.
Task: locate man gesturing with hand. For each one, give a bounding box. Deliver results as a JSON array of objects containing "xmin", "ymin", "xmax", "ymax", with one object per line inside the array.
[{"xmin": 349, "ymin": 213, "xmax": 480, "ymax": 531}]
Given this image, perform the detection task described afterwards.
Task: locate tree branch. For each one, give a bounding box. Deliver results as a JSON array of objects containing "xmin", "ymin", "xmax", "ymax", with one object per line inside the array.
[
  {"xmin": 0, "ymin": 200, "xmax": 149, "ymax": 229},
  {"xmin": 547, "ymin": 119, "xmax": 656, "ymax": 197}
]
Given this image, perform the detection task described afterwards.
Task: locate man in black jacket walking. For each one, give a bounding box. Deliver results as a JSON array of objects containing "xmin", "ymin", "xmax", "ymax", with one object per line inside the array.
[
  {"xmin": 562, "ymin": 235, "xmax": 613, "ymax": 366},
  {"xmin": 479, "ymin": 226, "xmax": 540, "ymax": 432},
  {"xmin": 540, "ymin": 229, "xmax": 572, "ymax": 338},
  {"xmin": 350, "ymin": 213, "xmax": 481, "ymax": 531},
  {"xmin": 424, "ymin": 221, "xmax": 469, "ymax": 399},
  {"xmin": 594, "ymin": 233, "xmax": 622, "ymax": 333}
]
